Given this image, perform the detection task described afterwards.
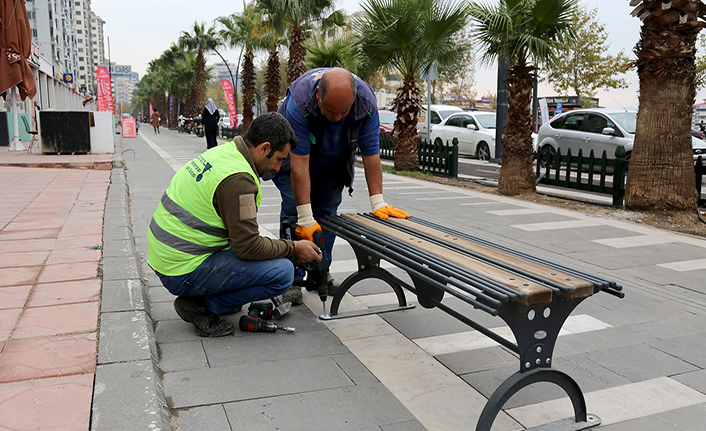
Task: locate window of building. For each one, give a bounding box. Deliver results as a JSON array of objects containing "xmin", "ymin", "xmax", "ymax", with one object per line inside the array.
[
  {"xmin": 78, "ymin": 39, "xmax": 83, "ymax": 43},
  {"xmin": 79, "ymin": 57, "xmax": 84, "ymax": 61},
  {"xmin": 76, "ymin": 20, "xmax": 81, "ymax": 24},
  {"xmin": 77, "ymin": 29, "xmax": 82, "ymax": 34}
]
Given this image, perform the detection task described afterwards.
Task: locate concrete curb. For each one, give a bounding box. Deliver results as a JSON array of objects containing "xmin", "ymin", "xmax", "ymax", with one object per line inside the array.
[{"xmin": 91, "ymin": 148, "xmax": 169, "ymax": 430}]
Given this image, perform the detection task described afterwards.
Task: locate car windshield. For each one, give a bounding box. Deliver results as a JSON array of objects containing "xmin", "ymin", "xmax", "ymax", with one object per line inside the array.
[
  {"xmin": 475, "ymin": 114, "xmax": 496, "ymax": 129},
  {"xmin": 438, "ymin": 109, "xmax": 461, "ymax": 119},
  {"xmin": 610, "ymin": 112, "xmax": 637, "ymax": 134},
  {"xmin": 379, "ymin": 113, "xmax": 397, "ymax": 125}
]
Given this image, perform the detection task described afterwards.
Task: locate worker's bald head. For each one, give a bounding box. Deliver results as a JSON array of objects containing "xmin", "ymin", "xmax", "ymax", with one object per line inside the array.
[{"xmin": 317, "ymin": 68, "xmax": 357, "ymax": 122}]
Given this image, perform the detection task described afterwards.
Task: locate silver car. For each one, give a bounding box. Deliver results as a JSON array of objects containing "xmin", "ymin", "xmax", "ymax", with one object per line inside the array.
[{"xmin": 537, "ymin": 108, "xmax": 706, "ymax": 166}]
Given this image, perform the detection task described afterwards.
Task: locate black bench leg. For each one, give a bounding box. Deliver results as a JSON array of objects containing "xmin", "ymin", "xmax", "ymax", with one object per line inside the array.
[
  {"xmin": 322, "ymin": 267, "xmax": 416, "ymax": 320},
  {"xmin": 476, "ymin": 368, "xmax": 600, "ymax": 431}
]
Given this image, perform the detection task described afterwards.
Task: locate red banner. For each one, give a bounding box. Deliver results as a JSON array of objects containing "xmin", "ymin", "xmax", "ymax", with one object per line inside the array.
[
  {"xmin": 122, "ymin": 118, "xmax": 136, "ymax": 138},
  {"xmin": 221, "ymin": 79, "xmax": 237, "ymax": 128},
  {"xmin": 96, "ymin": 66, "xmax": 114, "ymax": 114}
]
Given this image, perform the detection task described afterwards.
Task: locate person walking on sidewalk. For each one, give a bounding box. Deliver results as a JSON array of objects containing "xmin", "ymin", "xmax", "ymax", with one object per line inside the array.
[
  {"xmin": 147, "ymin": 112, "xmax": 322, "ymax": 337},
  {"xmin": 151, "ymin": 109, "xmax": 161, "ymax": 134},
  {"xmin": 202, "ymin": 98, "xmax": 221, "ymax": 149},
  {"xmin": 267, "ymin": 67, "xmax": 410, "ymax": 305}
]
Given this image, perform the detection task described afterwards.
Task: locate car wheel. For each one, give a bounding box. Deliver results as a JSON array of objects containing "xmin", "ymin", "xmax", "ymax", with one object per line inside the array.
[
  {"xmin": 476, "ymin": 142, "xmax": 490, "ymax": 161},
  {"xmin": 540, "ymin": 145, "xmax": 557, "ymax": 168}
]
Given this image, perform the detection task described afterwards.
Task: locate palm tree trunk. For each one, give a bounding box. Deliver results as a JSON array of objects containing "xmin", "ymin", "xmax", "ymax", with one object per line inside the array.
[
  {"xmin": 498, "ymin": 63, "xmax": 536, "ymax": 196},
  {"xmin": 265, "ymin": 50, "xmax": 281, "ymax": 113},
  {"xmin": 393, "ymin": 76, "xmax": 422, "ymax": 171},
  {"xmin": 625, "ymin": 24, "xmax": 699, "ymax": 210},
  {"xmin": 287, "ymin": 26, "xmax": 307, "ymax": 85},
  {"xmin": 188, "ymin": 50, "xmax": 207, "ymax": 117},
  {"xmin": 242, "ymin": 51, "xmax": 256, "ymax": 134}
]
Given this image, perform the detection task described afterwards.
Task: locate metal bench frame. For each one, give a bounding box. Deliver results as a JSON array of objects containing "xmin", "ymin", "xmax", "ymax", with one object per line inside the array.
[{"xmin": 321, "ymin": 214, "xmax": 624, "ymax": 431}]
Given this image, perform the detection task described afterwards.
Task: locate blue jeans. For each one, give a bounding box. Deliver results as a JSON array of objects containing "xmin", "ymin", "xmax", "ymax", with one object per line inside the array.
[
  {"xmin": 154, "ymin": 249, "xmax": 294, "ymax": 315},
  {"xmin": 270, "ymin": 168, "xmax": 344, "ymax": 279}
]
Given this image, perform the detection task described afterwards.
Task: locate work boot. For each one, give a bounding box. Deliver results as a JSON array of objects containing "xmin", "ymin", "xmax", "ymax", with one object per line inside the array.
[
  {"xmin": 282, "ymin": 285, "xmax": 303, "ymax": 305},
  {"xmin": 174, "ymin": 296, "xmax": 234, "ymax": 337}
]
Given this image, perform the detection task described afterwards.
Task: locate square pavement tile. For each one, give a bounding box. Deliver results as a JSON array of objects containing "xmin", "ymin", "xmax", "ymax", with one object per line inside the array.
[
  {"xmin": 12, "ymin": 302, "xmax": 99, "ymax": 339},
  {"xmin": 45, "ymin": 246, "xmax": 101, "ymax": 265},
  {"xmin": 37, "ymin": 262, "xmax": 99, "ymax": 284},
  {"xmin": 0, "ymin": 332, "xmax": 97, "ymax": 383},
  {"xmin": 0, "ymin": 266, "xmax": 42, "ymax": 287},
  {"xmin": 53, "ymin": 234, "xmax": 103, "ymax": 250},
  {"xmin": 27, "ymin": 279, "xmax": 101, "ymax": 307},
  {"xmin": 0, "ymin": 251, "xmax": 49, "ymax": 268},
  {"xmin": 0, "ymin": 373, "xmax": 93, "ymax": 430},
  {"xmin": 0, "ymin": 285, "xmax": 32, "ymax": 310},
  {"xmin": 57, "ymin": 224, "xmax": 103, "ymax": 238}
]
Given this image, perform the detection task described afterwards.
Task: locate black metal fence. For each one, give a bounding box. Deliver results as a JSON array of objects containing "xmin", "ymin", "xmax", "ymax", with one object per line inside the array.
[
  {"xmin": 379, "ymin": 132, "xmax": 459, "ymax": 178},
  {"xmin": 535, "ymin": 147, "xmax": 706, "ymax": 207}
]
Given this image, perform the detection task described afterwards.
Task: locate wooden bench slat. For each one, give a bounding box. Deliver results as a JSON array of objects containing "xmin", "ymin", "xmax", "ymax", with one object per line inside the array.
[
  {"xmin": 343, "ymin": 214, "xmax": 553, "ymax": 306},
  {"xmin": 387, "ymin": 218, "xmax": 595, "ymax": 300}
]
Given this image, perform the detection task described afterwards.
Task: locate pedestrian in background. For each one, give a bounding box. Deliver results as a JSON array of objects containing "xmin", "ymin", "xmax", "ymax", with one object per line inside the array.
[
  {"xmin": 202, "ymin": 98, "xmax": 220, "ymax": 149},
  {"xmin": 151, "ymin": 109, "xmax": 161, "ymax": 134}
]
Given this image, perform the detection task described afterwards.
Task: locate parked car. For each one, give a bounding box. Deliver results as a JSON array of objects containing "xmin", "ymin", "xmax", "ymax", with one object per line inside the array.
[
  {"xmin": 537, "ymin": 108, "xmax": 705, "ymax": 167},
  {"xmin": 379, "ymin": 109, "xmax": 397, "ymax": 136},
  {"xmin": 418, "ymin": 104, "xmax": 464, "ymax": 140},
  {"xmin": 691, "ymin": 129, "xmax": 704, "ymax": 140},
  {"xmin": 429, "ymin": 111, "xmax": 497, "ymax": 160}
]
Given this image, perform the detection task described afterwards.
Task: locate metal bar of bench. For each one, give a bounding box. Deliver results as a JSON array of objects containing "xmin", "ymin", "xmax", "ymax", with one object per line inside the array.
[
  {"xmin": 328, "ymin": 215, "xmax": 525, "ymax": 303},
  {"xmin": 362, "ymin": 213, "xmax": 572, "ymax": 295},
  {"xmin": 324, "ymin": 222, "xmax": 501, "ymax": 315},
  {"xmin": 409, "ymin": 216, "xmax": 623, "ymax": 294}
]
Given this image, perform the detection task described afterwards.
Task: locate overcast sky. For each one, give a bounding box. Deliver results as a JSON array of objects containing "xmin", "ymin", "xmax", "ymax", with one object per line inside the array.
[{"xmin": 92, "ymin": 0, "xmax": 701, "ymax": 109}]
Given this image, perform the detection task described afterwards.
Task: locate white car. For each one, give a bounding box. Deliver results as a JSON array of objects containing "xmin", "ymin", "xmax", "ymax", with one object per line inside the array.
[
  {"xmin": 536, "ymin": 108, "xmax": 705, "ymax": 165},
  {"xmin": 418, "ymin": 104, "xmax": 464, "ymax": 140},
  {"xmin": 429, "ymin": 111, "xmax": 497, "ymax": 160}
]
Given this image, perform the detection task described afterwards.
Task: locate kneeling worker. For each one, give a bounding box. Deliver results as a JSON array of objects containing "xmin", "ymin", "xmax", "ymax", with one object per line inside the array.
[{"xmin": 147, "ymin": 112, "xmax": 322, "ymax": 337}]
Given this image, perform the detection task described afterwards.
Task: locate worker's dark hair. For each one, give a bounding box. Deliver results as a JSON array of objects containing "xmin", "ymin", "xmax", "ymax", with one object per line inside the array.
[
  {"xmin": 318, "ymin": 68, "xmax": 357, "ymax": 100},
  {"xmin": 244, "ymin": 112, "xmax": 297, "ymax": 157}
]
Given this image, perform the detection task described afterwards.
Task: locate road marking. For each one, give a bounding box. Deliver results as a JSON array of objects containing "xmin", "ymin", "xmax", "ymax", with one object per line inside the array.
[
  {"xmin": 139, "ymin": 134, "xmax": 182, "ymax": 172},
  {"xmin": 416, "ymin": 196, "xmax": 477, "ymax": 200},
  {"xmin": 459, "ymin": 201, "xmax": 501, "ymax": 206},
  {"xmin": 657, "ymin": 258, "xmax": 706, "ymax": 272},
  {"xmin": 486, "ymin": 208, "xmax": 551, "ymax": 216},
  {"xmin": 507, "ymin": 377, "xmax": 706, "ymax": 428},
  {"xmin": 511, "ymin": 219, "xmax": 605, "ymax": 231},
  {"xmin": 592, "ymin": 235, "xmax": 676, "ymax": 249},
  {"xmin": 413, "ymin": 314, "xmax": 611, "ymax": 356}
]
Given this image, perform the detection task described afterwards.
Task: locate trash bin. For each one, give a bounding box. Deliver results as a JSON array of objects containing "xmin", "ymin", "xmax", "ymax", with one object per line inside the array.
[{"xmin": 40, "ymin": 111, "xmax": 92, "ymax": 154}]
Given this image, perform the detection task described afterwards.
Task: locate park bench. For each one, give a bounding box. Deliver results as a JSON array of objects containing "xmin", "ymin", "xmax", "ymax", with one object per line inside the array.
[{"xmin": 319, "ymin": 213, "xmax": 625, "ymax": 431}]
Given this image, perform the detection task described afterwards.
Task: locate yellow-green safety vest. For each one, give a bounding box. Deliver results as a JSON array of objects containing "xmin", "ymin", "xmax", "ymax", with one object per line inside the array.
[{"xmin": 147, "ymin": 140, "xmax": 261, "ymax": 276}]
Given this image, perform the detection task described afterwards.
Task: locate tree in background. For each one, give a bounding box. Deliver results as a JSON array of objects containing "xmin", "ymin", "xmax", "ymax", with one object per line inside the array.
[
  {"xmin": 695, "ymin": 33, "xmax": 706, "ymax": 93},
  {"xmin": 254, "ymin": 0, "xmax": 288, "ymax": 112},
  {"xmin": 437, "ymin": 28, "xmax": 476, "ymax": 107},
  {"xmin": 469, "ymin": 0, "xmax": 577, "ymax": 196},
  {"xmin": 179, "ymin": 22, "xmax": 221, "ymax": 117},
  {"xmin": 304, "ymin": 35, "xmax": 366, "ymax": 77},
  {"xmin": 625, "ymin": 1, "xmax": 706, "ymax": 211},
  {"xmin": 544, "ymin": 7, "xmax": 629, "ymax": 108},
  {"xmin": 217, "ymin": 4, "xmax": 266, "ymax": 132},
  {"xmin": 355, "ymin": 0, "xmax": 470, "ymax": 171}
]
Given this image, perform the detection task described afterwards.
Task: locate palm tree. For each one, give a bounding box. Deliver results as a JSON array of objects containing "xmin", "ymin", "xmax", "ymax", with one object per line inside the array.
[
  {"xmin": 254, "ymin": 0, "xmax": 288, "ymax": 112},
  {"xmin": 256, "ymin": 0, "xmax": 345, "ymax": 85},
  {"xmin": 625, "ymin": 1, "xmax": 706, "ymax": 211},
  {"xmin": 468, "ymin": 0, "xmax": 577, "ymax": 196},
  {"xmin": 304, "ymin": 35, "xmax": 365, "ymax": 76},
  {"xmin": 179, "ymin": 22, "xmax": 221, "ymax": 117},
  {"xmin": 217, "ymin": 4, "xmax": 266, "ymax": 133},
  {"xmin": 355, "ymin": 0, "xmax": 470, "ymax": 172}
]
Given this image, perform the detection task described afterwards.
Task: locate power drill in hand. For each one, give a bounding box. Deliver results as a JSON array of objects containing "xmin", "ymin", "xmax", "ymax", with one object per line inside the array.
[{"xmin": 283, "ymin": 219, "xmax": 331, "ymax": 316}]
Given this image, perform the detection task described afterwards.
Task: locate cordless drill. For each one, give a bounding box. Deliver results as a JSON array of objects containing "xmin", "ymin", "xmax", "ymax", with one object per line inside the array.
[
  {"xmin": 238, "ymin": 315, "xmax": 295, "ymax": 333},
  {"xmin": 283, "ymin": 219, "xmax": 331, "ymax": 316}
]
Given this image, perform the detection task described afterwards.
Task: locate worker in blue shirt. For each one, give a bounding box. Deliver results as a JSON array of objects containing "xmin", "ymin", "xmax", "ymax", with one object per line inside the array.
[{"xmin": 267, "ymin": 67, "xmax": 409, "ymax": 304}]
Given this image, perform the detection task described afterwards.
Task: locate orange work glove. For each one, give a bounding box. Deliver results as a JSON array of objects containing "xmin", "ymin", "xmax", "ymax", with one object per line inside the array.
[
  {"xmin": 374, "ymin": 205, "xmax": 410, "ymax": 220},
  {"xmin": 295, "ymin": 203, "xmax": 321, "ymax": 241},
  {"xmin": 370, "ymin": 194, "xmax": 410, "ymax": 220},
  {"xmin": 295, "ymin": 221, "xmax": 322, "ymax": 242}
]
